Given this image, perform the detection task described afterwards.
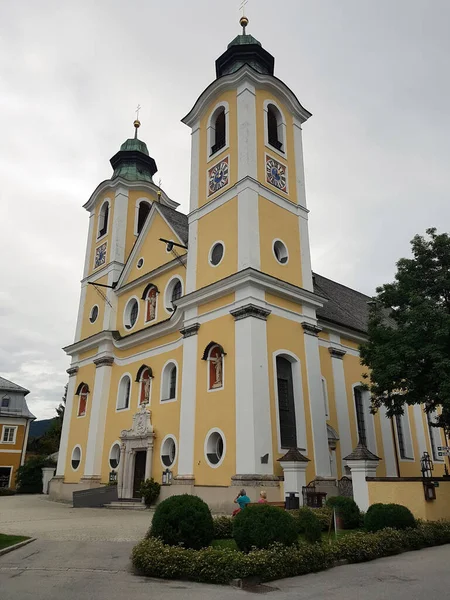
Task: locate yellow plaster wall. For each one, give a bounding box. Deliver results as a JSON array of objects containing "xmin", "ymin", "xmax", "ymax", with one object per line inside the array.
[
  {"xmin": 193, "ymin": 315, "xmax": 236, "ymax": 485},
  {"xmin": 196, "ymin": 197, "xmax": 238, "ymax": 289},
  {"xmin": 89, "ymin": 193, "xmax": 115, "ymax": 276},
  {"xmin": 318, "ymin": 331, "xmax": 330, "ymax": 341},
  {"xmin": 198, "ymin": 90, "xmax": 238, "ymax": 208},
  {"xmin": 259, "ymin": 197, "xmax": 303, "ymax": 288},
  {"xmin": 265, "ymin": 293, "xmax": 302, "ymax": 315},
  {"xmin": 101, "ymin": 345, "xmax": 183, "ymax": 484},
  {"xmin": 319, "ymin": 346, "xmax": 343, "ymax": 478},
  {"xmin": 64, "ymin": 363, "xmax": 97, "ymax": 482},
  {"xmin": 266, "ymin": 317, "xmax": 316, "ymax": 481},
  {"xmin": 341, "ymin": 338, "xmax": 361, "ymax": 351},
  {"xmin": 368, "ymin": 480, "xmax": 450, "ymax": 521},
  {"xmin": 80, "ymin": 275, "xmax": 108, "ymax": 340},
  {"xmin": 255, "ymin": 90, "xmax": 297, "ymax": 202},
  {"xmin": 198, "ymin": 293, "xmax": 235, "ymax": 316},
  {"xmin": 78, "ymin": 348, "xmax": 99, "ymax": 362}
]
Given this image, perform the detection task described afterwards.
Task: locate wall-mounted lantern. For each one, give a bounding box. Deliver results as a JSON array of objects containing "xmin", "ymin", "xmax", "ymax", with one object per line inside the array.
[
  {"xmin": 421, "ymin": 451, "xmax": 436, "ymax": 501},
  {"xmin": 162, "ymin": 468, "xmax": 173, "ymax": 485}
]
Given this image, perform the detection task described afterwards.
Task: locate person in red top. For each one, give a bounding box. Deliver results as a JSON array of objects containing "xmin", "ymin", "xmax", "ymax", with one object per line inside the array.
[{"xmin": 258, "ymin": 490, "xmax": 268, "ymax": 503}]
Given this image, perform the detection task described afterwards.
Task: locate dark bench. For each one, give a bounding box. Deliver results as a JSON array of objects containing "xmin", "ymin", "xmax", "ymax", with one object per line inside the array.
[{"xmin": 248, "ymin": 501, "xmax": 286, "ymax": 508}]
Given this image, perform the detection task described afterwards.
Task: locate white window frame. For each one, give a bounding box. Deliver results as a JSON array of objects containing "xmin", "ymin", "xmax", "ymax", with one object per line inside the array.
[
  {"xmin": 208, "ymin": 240, "xmax": 225, "ymax": 268},
  {"xmin": 109, "ymin": 441, "xmax": 121, "ymax": 470},
  {"xmin": 71, "ymin": 445, "xmax": 82, "ymax": 471},
  {"xmin": 207, "ymin": 101, "xmax": 230, "ymax": 163},
  {"xmin": 160, "ymin": 434, "xmax": 178, "ymax": 468},
  {"xmin": 160, "ymin": 360, "xmax": 178, "ymax": 404},
  {"xmin": 1, "ymin": 426, "xmax": 17, "ymax": 444},
  {"xmin": 164, "ymin": 276, "xmax": 184, "ymax": 315},
  {"xmin": 272, "ymin": 239, "xmax": 289, "ymax": 265},
  {"xmin": 352, "ymin": 384, "xmax": 378, "ymax": 456},
  {"xmin": 123, "ymin": 296, "xmax": 140, "ymax": 331},
  {"xmin": 97, "ymin": 199, "xmax": 111, "ymax": 241},
  {"xmin": 264, "ymin": 100, "xmax": 287, "ymax": 158},
  {"xmin": 204, "ymin": 428, "xmax": 226, "ymax": 468},
  {"xmin": 116, "ymin": 373, "xmax": 132, "ymax": 412},
  {"xmin": 134, "ymin": 198, "xmax": 152, "ymax": 236},
  {"xmin": 394, "ymin": 407, "xmax": 415, "ymax": 462}
]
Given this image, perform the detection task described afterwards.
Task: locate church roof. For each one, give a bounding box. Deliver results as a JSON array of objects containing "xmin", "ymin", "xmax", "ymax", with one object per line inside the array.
[
  {"xmin": 313, "ymin": 273, "xmax": 371, "ymax": 334},
  {"xmin": 157, "ymin": 204, "xmax": 189, "ymax": 245}
]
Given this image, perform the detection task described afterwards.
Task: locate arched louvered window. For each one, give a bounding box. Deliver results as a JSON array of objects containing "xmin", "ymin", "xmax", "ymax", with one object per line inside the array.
[{"xmin": 137, "ymin": 201, "xmax": 151, "ymax": 234}]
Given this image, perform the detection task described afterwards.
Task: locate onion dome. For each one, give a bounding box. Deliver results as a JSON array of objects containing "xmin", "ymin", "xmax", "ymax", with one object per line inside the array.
[{"xmin": 110, "ymin": 120, "xmax": 157, "ymax": 182}]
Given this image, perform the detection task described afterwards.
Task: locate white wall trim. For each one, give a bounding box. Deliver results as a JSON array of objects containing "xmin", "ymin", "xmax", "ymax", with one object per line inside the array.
[
  {"xmin": 133, "ymin": 197, "xmax": 152, "ymax": 236},
  {"xmin": 188, "ymin": 121, "xmax": 200, "ymax": 212},
  {"xmin": 108, "ymin": 440, "xmax": 121, "ymax": 470},
  {"xmin": 237, "ymin": 79, "xmax": 257, "ymax": 180},
  {"xmin": 56, "ymin": 373, "xmax": 78, "ymax": 477},
  {"xmin": 177, "ymin": 331, "xmax": 198, "ymax": 476},
  {"xmin": 272, "ymin": 238, "xmax": 289, "ymax": 265},
  {"xmin": 238, "ymin": 187, "xmax": 261, "ymax": 271},
  {"xmin": 110, "ymin": 188, "xmax": 128, "ymax": 265},
  {"xmin": 96, "ymin": 197, "xmax": 111, "ymax": 241}
]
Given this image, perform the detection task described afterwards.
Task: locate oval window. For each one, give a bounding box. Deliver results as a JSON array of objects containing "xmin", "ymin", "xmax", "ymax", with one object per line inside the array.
[
  {"xmin": 210, "ymin": 242, "xmax": 224, "ymax": 266},
  {"xmin": 273, "ymin": 240, "xmax": 288, "ymax": 264},
  {"xmin": 125, "ymin": 298, "xmax": 139, "ymax": 329},
  {"xmin": 205, "ymin": 430, "xmax": 225, "ymax": 467},
  {"xmin": 161, "ymin": 436, "xmax": 177, "ymax": 467},
  {"xmin": 89, "ymin": 305, "xmax": 99, "ymax": 323},
  {"xmin": 71, "ymin": 446, "xmax": 81, "ymax": 470},
  {"xmin": 109, "ymin": 443, "xmax": 121, "ymax": 469},
  {"xmin": 137, "ymin": 258, "xmax": 144, "ymax": 269}
]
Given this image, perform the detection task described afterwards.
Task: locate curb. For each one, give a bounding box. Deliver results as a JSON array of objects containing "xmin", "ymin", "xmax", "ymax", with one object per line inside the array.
[{"xmin": 0, "ymin": 537, "xmax": 36, "ymax": 557}]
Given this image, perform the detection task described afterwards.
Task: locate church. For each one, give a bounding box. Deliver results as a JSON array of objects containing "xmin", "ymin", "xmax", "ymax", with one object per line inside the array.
[{"xmin": 50, "ymin": 17, "xmax": 446, "ymax": 510}]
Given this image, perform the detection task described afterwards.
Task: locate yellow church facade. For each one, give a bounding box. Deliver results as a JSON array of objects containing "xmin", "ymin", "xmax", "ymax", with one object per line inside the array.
[{"xmin": 51, "ymin": 20, "xmax": 447, "ymax": 509}]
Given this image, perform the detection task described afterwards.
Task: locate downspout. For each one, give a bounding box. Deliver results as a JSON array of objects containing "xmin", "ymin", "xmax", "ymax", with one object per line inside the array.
[
  {"xmin": 390, "ymin": 417, "xmax": 401, "ymax": 477},
  {"xmin": 21, "ymin": 419, "xmax": 31, "ymax": 466}
]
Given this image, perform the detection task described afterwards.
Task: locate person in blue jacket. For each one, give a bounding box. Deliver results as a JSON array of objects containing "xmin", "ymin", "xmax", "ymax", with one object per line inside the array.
[{"xmin": 233, "ymin": 488, "xmax": 251, "ymax": 515}]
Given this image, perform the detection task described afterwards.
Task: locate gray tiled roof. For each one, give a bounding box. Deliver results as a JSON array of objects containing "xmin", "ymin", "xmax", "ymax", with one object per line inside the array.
[
  {"xmin": 157, "ymin": 205, "xmax": 188, "ymax": 245},
  {"xmin": 0, "ymin": 376, "xmax": 35, "ymax": 420},
  {"xmin": 343, "ymin": 442, "xmax": 380, "ymax": 462},
  {"xmin": 0, "ymin": 376, "xmax": 29, "ymax": 395},
  {"xmin": 313, "ymin": 273, "xmax": 371, "ymax": 334}
]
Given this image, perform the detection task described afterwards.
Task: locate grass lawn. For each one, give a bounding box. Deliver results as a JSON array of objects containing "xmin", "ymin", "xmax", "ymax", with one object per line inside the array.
[
  {"xmin": 211, "ymin": 529, "xmax": 361, "ymax": 551},
  {"xmin": 0, "ymin": 534, "xmax": 29, "ymax": 551}
]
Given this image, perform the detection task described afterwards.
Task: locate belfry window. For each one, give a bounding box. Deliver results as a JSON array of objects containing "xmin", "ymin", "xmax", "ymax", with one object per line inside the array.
[
  {"xmin": 98, "ymin": 201, "xmax": 110, "ymax": 237},
  {"xmin": 137, "ymin": 201, "xmax": 151, "ymax": 235},
  {"xmin": 276, "ymin": 356, "xmax": 297, "ymax": 448},
  {"xmin": 267, "ymin": 104, "xmax": 284, "ymax": 152},
  {"xmin": 354, "ymin": 387, "xmax": 367, "ymax": 446},
  {"xmin": 211, "ymin": 108, "xmax": 226, "ymax": 155}
]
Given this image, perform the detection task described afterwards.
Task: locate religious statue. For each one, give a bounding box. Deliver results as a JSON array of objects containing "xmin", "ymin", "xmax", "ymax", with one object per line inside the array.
[
  {"xmin": 210, "ymin": 351, "xmax": 223, "ymax": 388},
  {"xmin": 147, "ymin": 289, "xmax": 157, "ymax": 321},
  {"xmin": 144, "ymin": 374, "xmax": 151, "ymax": 404}
]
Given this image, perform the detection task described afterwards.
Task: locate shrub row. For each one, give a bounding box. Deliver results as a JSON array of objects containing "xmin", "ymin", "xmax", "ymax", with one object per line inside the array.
[
  {"xmin": 213, "ymin": 516, "xmax": 233, "ymax": 539},
  {"xmin": 0, "ymin": 488, "xmax": 15, "ymax": 496},
  {"xmin": 132, "ymin": 521, "xmax": 450, "ymax": 585}
]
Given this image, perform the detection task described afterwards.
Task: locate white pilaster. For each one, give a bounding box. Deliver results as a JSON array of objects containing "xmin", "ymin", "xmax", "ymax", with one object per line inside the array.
[
  {"xmin": 299, "ymin": 215, "xmax": 313, "ymax": 292},
  {"xmin": 186, "ymin": 219, "xmax": 198, "ymax": 294},
  {"xmin": 302, "ymin": 324, "xmax": 331, "ymax": 477},
  {"xmin": 176, "ymin": 325, "xmax": 199, "ymax": 478},
  {"xmin": 103, "ymin": 266, "xmax": 122, "ymax": 330},
  {"xmin": 83, "ymin": 213, "xmax": 96, "ymax": 278},
  {"xmin": 237, "ymin": 80, "xmax": 257, "ymax": 180},
  {"xmin": 345, "ymin": 458, "xmax": 379, "ymax": 512},
  {"xmin": 74, "ymin": 282, "xmax": 87, "ymax": 343},
  {"xmin": 293, "ymin": 118, "xmax": 307, "ymax": 209},
  {"xmin": 413, "ymin": 404, "xmax": 428, "ymax": 460},
  {"xmin": 379, "ymin": 407, "xmax": 398, "ymax": 476},
  {"xmin": 110, "ymin": 188, "xmax": 129, "ymax": 264},
  {"xmin": 56, "ymin": 368, "xmax": 78, "ymax": 477},
  {"xmin": 83, "ymin": 358, "xmax": 113, "ymax": 477},
  {"xmin": 189, "ymin": 123, "xmax": 200, "ymax": 212},
  {"xmin": 279, "ymin": 459, "xmax": 308, "ymax": 497},
  {"xmin": 233, "ymin": 306, "xmax": 273, "ymax": 474},
  {"xmin": 238, "ymin": 187, "xmax": 261, "ymax": 271},
  {"xmin": 330, "ymin": 350, "xmax": 353, "ymax": 472}
]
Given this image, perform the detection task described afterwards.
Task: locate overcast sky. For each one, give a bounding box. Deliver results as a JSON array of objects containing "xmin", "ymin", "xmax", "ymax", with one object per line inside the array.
[{"xmin": 1, "ymin": 0, "xmax": 449, "ymax": 420}]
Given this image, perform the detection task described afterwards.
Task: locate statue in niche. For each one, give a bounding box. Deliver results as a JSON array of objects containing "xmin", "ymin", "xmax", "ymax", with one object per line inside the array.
[
  {"xmin": 146, "ymin": 288, "xmax": 157, "ymax": 322},
  {"xmin": 209, "ymin": 346, "xmax": 223, "ymax": 389}
]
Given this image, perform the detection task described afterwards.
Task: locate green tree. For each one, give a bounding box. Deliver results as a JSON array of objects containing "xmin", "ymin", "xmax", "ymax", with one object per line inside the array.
[
  {"xmin": 360, "ymin": 228, "xmax": 450, "ymax": 434},
  {"xmin": 27, "ymin": 384, "xmax": 67, "ymax": 455}
]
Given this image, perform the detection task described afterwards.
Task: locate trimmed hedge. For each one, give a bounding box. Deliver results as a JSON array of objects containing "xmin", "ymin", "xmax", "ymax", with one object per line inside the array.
[
  {"xmin": 133, "ymin": 521, "xmax": 450, "ymax": 584},
  {"xmin": 296, "ymin": 508, "xmax": 322, "ymax": 543},
  {"xmin": 213, "ymin": 516, "xmax": 233, "ymax": 539},
  {"xmin": 0, "ymin": 488, "xmax": 15, "ymax": 496},
  {"xmin": 326, "ymin": 496, "xmax": 360, "ymax": 529},
  {"xmin": 149, "ymin": 494, "xmax": 214, "ymax": 550},
  {"xmin": 233, "ymin": 504, "xmax": 298, "ymax": 551},
  {"xmin": 140, "ymin": 478, "xmax": 161, "ymax": 506},
  {"xmin": 364, "ymin": 503, "xmax": 416, "ymax": 533}
]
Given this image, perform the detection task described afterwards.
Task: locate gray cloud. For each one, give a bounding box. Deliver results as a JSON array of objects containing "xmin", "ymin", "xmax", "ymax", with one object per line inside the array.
[{"xmin": 1, "ymin": 0, "xmax": 449, "ymax": 418}]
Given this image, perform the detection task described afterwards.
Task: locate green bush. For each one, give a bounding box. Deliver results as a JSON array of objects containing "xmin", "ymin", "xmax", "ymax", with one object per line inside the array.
[
  {"xmin": 132, "ymin": 521, "xmax": 450, "ymax": 584},
  {"xmin": 213, "ymin": 516, "xmax": 233, "ymax": 539},
  {"xmin": 149, "ymin": 494, "xmax": 214, "ymax": 550},
  {"xmin": 304, "ymin": 516, "xmax": 322, "ymax": 544},
  {"xmin": 16, "ymin": 456, "xmax": 55, "ymax": 494},
  {"xmin": 232, "ymin": 504, "xmax": 298, "ymax": 552},
  {"xmin": 326, "ymin": 496, "xmax": 360, "ymax": 529},
  {"xmin": 0, "ymin": 488, "xmax": 15, "ymax": 496},
  {"xmin": 364, "ymin": 503, "xmax": 416, "ymax": 533},
  {"xmin": 140, "ymin": 478, "xmax": 161, "ymax": 506},
  {"xmin": 314, "ymin": 507, "xmax": 333, "ymax": 532}
]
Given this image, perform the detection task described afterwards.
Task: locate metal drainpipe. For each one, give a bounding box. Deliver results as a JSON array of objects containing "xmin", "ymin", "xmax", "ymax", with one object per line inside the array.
[{"xmin": 390, "ymin": 417, "xmax": 401, "ymax": 477}]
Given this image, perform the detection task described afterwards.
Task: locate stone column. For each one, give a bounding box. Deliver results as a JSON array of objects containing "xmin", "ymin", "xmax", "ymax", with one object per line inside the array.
[
  {"xmin": 278, "ymin": 448, "xmax": 310, "ymax": 502},
  {"xmin": 83, "ymin": 356, "xmax": 114, "ymax": 481},
  {"xmin": 145, "ymin": 444, "xmax": 153, "ymax": 481},
  {"xmin": 56, "ymin": 366, "xmax": 78, "ymax": 477},
  {"xmin": 117, "ymin": 443, "xmax": 126, "ymax": 498},
  {"xmin": 302, "ymin": 322, "xmax": 331, "ymax": 477},
  {"xmin": 175, "ymin": 323, "xmax": 200, "ymax": 485},
  {"xmin": 344, "ymin": 443, "xmax": 380, "ymax": 512},
  {"xmin": 231, "ymin": 304, "xmax": 273, "ymax": 477}
]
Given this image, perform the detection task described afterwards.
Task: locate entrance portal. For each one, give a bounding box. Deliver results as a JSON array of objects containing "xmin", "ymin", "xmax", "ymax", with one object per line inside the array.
[{"xmin": 133, "ymin": 451, "xmax": 146, "ymax": 497}]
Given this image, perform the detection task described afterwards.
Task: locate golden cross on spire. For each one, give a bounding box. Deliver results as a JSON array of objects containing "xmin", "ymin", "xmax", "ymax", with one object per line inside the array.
[
  {"xmin": 239, "ymin": 0, "xmax": 249, "ymax": 34},
  {"xmin": 134, "ymin": 104, "xmax": 141, "ymax": 138},
  {"xmin": 135, "ymin": 104, "xmax": 141, "ymax": 120}
]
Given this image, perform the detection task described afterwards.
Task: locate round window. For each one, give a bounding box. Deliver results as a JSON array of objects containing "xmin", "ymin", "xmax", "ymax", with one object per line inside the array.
[
  {"xmin": 109, "ymin": 443, "xmax": 121, "ymax": 469},
  {"xmin": 273, "ymin": 240, "xmax": 288, "ymax": 264},
  {"xmin": 89, "ymin": 305, "xmax": 99, "ymax": 323},
  {"xmin": 137, "ymin": 258, "xmax": 144, "ymax": 269},
  {"xmin": 210, "ymin": 242, "xmax": 224, "ymax": 266},
  {"xmin": 161, "ymin": 436, "xmax": 177, "ymax": 467},
  {"xmin": 125, "ymin": 298, "xmax": 139, "ymax": 329},
  {"xmin": 205, "ymin": 430, "xmax": 225, "ymax": 467},
  {"xmin": 71, "ymin": 446, "xmax": 81, "ymax": 470}
]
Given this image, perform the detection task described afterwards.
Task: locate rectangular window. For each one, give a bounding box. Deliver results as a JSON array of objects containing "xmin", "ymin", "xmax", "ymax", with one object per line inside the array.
[
  {"xmin": 395, "ymin": 412, "xmax": 414, "ymax": 460},
  {"xmin": 1, "ymin": 397, "xmax": 10, "ymax": 408},
  {"xmin": 2, "ymin": 426, "xmax": 17, "ymax": 444},
  {"xmin": 0, "ymin": 467, "xmax": 12, "ymax": 488},
  {"xmin": 354, "ymin": 387, "xmax": 367, "ymax": 446}
]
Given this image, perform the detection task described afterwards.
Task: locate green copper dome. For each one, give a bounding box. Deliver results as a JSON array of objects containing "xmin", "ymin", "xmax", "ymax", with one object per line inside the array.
[
  {"xmin": 110, "ymin": 128, "xmax": 157, "ymax": 183},
  {"xmin": 227, "ymin": 33, "xmax": 262, "ymax": 48}
]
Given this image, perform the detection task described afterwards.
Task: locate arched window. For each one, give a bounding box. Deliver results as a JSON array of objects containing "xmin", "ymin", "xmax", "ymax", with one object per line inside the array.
[
  {"xmin": 211, "ymin": 108, "xmax": 226, "ymax": 155},
  {"xmin": 276, "ymin": 356, "xmax": 297, "ymax": 448},
  {"xmin": 161, "ymin": 362, "xmax": 177, "ymax": 402},
  {"xmin": 353, "ymin": 386, "xmax": 367, "ymax": 446},
  {"xmin": 267, "ymin": 104, "xmax": 284, "ymax": 152},
  {"xmin": 117, "ymin": 375, "xmax": 131, "ymax": 410},
  {"xmin": 137, "ymin": 201, "xmax": 151, "ymax": 235},
  {"xmin": 98, "ymin": 201, "xmax": 110, "ymax": 237},
  {"xmin": 145, "ymin": 286, "xmax": 158, "ymax": 322},
  {"xmin": 202, "ymin": 342, "xmax": 225, "ymax": 391},
  {"xmin": 76, "ymin": 383, "xmax": 89, "ymax": 417},
  {"xmin": 137, "ymin": 366, "xmax": 153, "ymax": 405}
]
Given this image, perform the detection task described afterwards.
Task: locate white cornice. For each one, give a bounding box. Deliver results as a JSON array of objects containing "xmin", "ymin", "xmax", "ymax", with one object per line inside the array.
[
  {"xmin": 319, "ymin": 320, "xmax": 367, "ymax": 345},
  {"xmin": 182, "ymin": 66, "xmax": 312, "ymax": 128},
  {"xmin": 175, "ymin": 268, "xmax": 326, "ymax": 312},
  {"xmin": 116, "ymin": 254, "xmax": 187, "ymax": 296},
  {"xmin": 83, "ymin": 179, "xmax": 179, "ymax": 212},
  {"xmin": 81, "ymin": 261, "xmax": 125, "ymax": 285},
  {"xmin": 188, "ymin": 175, "xmax": 309, "ymax": 223}
]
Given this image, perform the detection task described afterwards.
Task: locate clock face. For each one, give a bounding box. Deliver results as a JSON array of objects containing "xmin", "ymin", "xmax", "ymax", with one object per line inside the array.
[
  {"xmin": 208, "ymin": 157, "xmax": 229, "ymax": 196},
  {"xmin": 94, "ymin": 242, "xmax": 107, "ymax": 269},
  {"xmin": 266, "ymin": 156, "xmax": 287, "ymax": 192}
]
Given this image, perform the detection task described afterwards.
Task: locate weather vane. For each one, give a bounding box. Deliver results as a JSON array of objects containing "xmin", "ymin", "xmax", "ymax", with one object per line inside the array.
[
  {"xmin": 239, "ymin": 0, "xmax": 249, "ymax": 34},
  {"xmin": 134, "ymin": 104, "xmax": 141, "ymax": 138}
]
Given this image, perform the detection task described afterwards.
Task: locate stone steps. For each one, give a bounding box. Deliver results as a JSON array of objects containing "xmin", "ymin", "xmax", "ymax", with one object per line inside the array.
[{"xmin": 106, "ymin": 501, "xmax": 147, "ymax": 510}]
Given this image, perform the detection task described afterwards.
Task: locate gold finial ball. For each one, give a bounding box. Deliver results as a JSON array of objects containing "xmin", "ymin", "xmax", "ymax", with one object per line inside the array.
[
  {"xmin": 134, "ymin": 119, "xmax": 141, "ymax": 129},
  {"xmin": 240, "ymin": 15, "xmax": 249, "ymax": 29}
]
